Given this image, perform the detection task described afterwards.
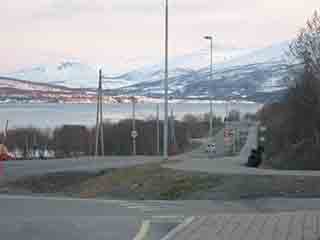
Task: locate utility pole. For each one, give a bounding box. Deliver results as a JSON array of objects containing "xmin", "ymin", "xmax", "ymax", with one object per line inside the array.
[
  {"xmin": 170, "ymin": 109, "xmax": 176, "ymax": 146},
  {"xmin": 94, "ymin": 70, "xmax": 133, "ymax": 157},
  {"xmin": 204, "ymin": 36, "xmax": 214, "ymax": 139},
  {"xmin": 209, "ymin": 100, "xmax": 213, "ymax": 138},
  {"xmin": 33, "ymin": 132, "xmax": 37, "ymax": 159},
  {"xmin": 131, "ymin": 97, "xmax": 137, "ymax": 156},
  {"xmin": 2, "ymin": 120, "xmax": 8, "ymax": 144},
  {"xmin": 156, "ymin": 104, "xmax": 160, "ymax": 156},
  {"xmin": 163, "ymin": 0, "xmax": 169, "ymax": 160},
  {"xmin": 99, "ymin": 72, "xmax": 104, "ymax": 156},
  {"xmin": 25, "ymin": 135, "xmax": 29, "ymax": 160},
  {"xmin": 95, "ymin": 69, "xmax": 105, "ymax": 157},
  {"xmin": 233, "ymin": 127, "xmax": 237, "ymax": 154}
]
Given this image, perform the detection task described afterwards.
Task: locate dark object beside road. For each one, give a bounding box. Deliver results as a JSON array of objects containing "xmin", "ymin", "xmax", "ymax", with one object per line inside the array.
[{"xmin": 246, "ymin": 146, "xmax": 264, "ymax": 168}]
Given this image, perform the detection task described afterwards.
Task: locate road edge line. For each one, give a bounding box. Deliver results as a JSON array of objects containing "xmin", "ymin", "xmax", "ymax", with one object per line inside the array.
[
  {"xmin": 133, "ymin": 220, "xmax": 151, "ymax": 240},
  {"xmin": 159, "ymin": 216, "xmax": 195, "ymax": 240}
]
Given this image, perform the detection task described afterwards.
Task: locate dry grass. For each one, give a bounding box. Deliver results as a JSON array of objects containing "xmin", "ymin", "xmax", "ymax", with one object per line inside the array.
[{"xmin": 4, "ymin": 163, "xmax": 320, "ymax": 200}]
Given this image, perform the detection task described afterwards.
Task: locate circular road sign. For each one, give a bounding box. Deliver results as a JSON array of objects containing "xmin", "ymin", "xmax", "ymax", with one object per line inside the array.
[{"xmin": 131, "ymin": 130, "xmax": 138, "ymax": 138}]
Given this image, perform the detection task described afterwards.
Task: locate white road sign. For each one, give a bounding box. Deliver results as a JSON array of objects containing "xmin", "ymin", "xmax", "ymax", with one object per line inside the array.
[
  {"xmin": 260, "ymin": 126, "xmax": 267, "ymax": 132},
  {"xmin": 259, "ymin": 137, "xmax": 265, "ymax": 142},
  {"xmin": 131, "ymin": 130, "xmax": 138, "ymax": 138}
]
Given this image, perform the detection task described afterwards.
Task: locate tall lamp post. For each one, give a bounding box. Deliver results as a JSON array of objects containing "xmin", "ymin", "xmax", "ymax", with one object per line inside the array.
[
  {"xmin": 163, "ymin": 0, "xmax": 169, "ymax": 160},
  {"xmin": 204, "ymin": 35, "xmax": 214, "ymax": 139}
]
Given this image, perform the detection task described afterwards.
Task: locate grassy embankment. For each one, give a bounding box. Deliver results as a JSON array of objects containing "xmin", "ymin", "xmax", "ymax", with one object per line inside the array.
[{"xmin": 3, "ymin": 163, "xmax": 320, "ymax": 200}]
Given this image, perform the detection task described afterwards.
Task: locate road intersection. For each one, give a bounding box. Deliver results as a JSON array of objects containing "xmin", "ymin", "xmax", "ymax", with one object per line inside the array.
[{"xmin": 2, "ymin": 121, "xmax": 320, "ymax": 239}]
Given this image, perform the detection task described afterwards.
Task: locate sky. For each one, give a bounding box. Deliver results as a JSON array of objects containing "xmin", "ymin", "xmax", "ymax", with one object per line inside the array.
[{"xmin": 1, "ymin": 0, "xmax": 319, "ymax": 72}]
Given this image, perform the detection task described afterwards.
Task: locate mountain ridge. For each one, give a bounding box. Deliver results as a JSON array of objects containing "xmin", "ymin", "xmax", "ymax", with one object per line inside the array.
[{"xmin": 0, "ymin": 41, "xmax": 292, "ymax": 103}]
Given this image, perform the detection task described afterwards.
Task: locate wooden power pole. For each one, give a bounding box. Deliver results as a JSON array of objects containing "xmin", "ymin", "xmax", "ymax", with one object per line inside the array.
[
  {"xmin": 170, "ymin": 109, "xmax": 176, "ymax": 146},
  {"xmin": 156, "ymin": 104, "xmax": 160, "ymax": 156},
  {"xmin": 95, "ymin": 69, "xmax": 105, "ymax": 157}
]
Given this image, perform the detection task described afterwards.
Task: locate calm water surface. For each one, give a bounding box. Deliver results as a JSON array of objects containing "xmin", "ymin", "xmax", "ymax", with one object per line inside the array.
[{"xmin": 0, "ymin": 102, "xmax": 262, "ymax": 129}]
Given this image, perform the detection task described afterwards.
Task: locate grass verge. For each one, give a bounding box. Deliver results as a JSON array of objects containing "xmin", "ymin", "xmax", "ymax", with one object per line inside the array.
[{"xmin": 2, "ymin": 163, "xmax": 320, "ymax": 200}]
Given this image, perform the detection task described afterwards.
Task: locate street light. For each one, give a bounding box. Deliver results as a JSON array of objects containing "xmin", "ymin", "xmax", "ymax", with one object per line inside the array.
[
  {"xmin": 204, "ymin": 35, "xmax": 214, "ymax": 139},
  {"xmin": 163, "ymin": 0, "xmax": 169, "ymax": 160}
]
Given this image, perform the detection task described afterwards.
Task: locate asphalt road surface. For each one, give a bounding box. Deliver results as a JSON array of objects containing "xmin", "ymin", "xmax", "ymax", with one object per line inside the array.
[
  {"xmin": 172, "ymin": 121, "xmax": 251, "ymax": 161},
  {"xmin": 167, "ymin": 123, "xmax": 320, "ymax": 176},
  {"xmin": 0, "ymin": 195, "xmax": 183, "ymax": 240},
  {"xmin": 0, "ymin": 194, "xmax": 257, "ymax": 240},
  {"xmin": 3, "ymin": 121, "xmax": 320, "ymax": 239},
  {"xmin": 0, "ymin": 156, "xmax": 162, "ymax": 182},
  {"xmin": 167, "ymin": 121, "xmax": 255, "ymax": 172},
  {"xmin": 3, "ymin": 195, "xmax": 320, "ymax": 240},
  {"xmin": 0, "ymin": 121, "xmax": 248, "ymax": 183}
]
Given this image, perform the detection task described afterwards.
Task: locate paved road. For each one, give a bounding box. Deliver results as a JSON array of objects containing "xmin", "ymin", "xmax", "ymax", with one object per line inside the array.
[
  {"xmin": 0, "ymin": 195, "xmax": 182, "ymax": 240},
  {"xmin": 171, "ymin": 122, "xmax": 249, "ymax": 161},
  {"xmin": 3, "ymin": 121, "xmax": 320, "ymax": 180},
  {"xmin": 0, "ymin": 121, "xmax": 259, "ymax": 184},
  {"xmin": 0, "ymin": 156, "xmax": 162, "ymax": 182},
  {"xmin": 0, "ymin": 195, "xmax": 142, "ymax": 240},
  {"xmin": 166, "ymin": 122, "xmax": 255, "ymax": 172},
  {"xmin": 4, "ymin": 122, "xmax": 320, "ymax": 239},
  {"xmin": 166, "ymin": 123, "xmax": 320, "ymax": 176},
  {"xmin": 171, "ymin": 121, "xmax": 252, "ymax": 161},
  {"xmin": 3, "ymin": 195, "xmax": 320, "ymax": 240},
  {"xmin": 166, "ymin": 211, "xmax": 320, "ymax": 240},
  {"xmin": 0, "ymin": 122, "xmax": 247, "ymax": 183},
  {"xmin": 0, "ymin": 194, "xmax": 254, "ymax": 240}
]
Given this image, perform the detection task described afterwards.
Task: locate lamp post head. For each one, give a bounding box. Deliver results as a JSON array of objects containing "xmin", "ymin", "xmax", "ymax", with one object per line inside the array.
[{"xmin": 204, "ymin": 36, "xmax": 213, "ymax": 40}]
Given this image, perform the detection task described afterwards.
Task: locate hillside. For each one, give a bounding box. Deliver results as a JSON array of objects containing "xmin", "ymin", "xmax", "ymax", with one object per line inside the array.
[{"xmin": 0, "ymin": 41, "xmax": 291, "ymax": 103}]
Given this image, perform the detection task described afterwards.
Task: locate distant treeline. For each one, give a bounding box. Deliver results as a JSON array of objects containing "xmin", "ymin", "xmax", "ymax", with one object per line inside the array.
[{"xmin": 1, "ymin": 113, "xmax": 223, "ymax": 159}]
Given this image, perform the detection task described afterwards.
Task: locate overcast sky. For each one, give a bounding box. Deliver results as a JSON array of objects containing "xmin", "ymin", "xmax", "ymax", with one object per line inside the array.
[{"xmin": 1, "ymin": 0, "xmax": 319, "ymax": 72}]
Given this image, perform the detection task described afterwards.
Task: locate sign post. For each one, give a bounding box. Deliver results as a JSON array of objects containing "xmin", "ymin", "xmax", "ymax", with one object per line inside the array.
[{"xmin": 131, "ymin": 97, "xmax": 137, "ymax": 156}]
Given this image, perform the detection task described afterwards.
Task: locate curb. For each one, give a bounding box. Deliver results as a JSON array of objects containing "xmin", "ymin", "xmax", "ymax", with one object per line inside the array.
[
  {"xmin": 159, "ymin": 216, "xmax": 195, "ymax": 240},
  {"xmin": 133, "ymin": 220, "xmax": 151, "ymax": 240}
]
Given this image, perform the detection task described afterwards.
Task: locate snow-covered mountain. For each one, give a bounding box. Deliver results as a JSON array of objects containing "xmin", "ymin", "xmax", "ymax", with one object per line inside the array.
[
  {"xmin": 2, "ymin": 44, "xmax": 258, "ymax": 89},
  {"xmin": 0, "ymin": 76, "xmax": 72, "ymax": 93},
  {"xmin": 1, "ymin": 41, "xmax": 292, "ymax": 102},
  {"xmin": 114, "ymin": 41, "xmax": 291, "ymax": 102},
  {"xmin": 4, "ymin": 61, "xmax": 99, "ymax": 89}
]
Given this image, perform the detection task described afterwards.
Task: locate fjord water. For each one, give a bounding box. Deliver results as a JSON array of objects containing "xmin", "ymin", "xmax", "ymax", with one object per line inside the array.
[{"xmin": 0, "ymin": 102, "xmax": 261, "ymax": 129}]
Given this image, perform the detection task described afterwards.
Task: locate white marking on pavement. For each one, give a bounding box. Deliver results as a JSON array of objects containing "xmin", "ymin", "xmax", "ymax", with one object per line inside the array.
[
  {"xmin": 133, "ymin": 220, "xmax": 151, "ymax": 240},
  {"xmin": 160, "ymin": 216, "xmax": 196, "ymax": 240},
  {"xmin": 152, "ymin": 215, "xmax": 185, "ymax": 219}
]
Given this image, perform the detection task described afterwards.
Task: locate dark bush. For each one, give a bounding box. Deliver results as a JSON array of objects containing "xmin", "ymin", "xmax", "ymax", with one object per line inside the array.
[
  {"xmin": 4, "ymin": 113, "xmax": 212, "ymax": 159},
  {"xmin": 52, "ymin": 125, "xmax": 91, "ymax": 158},
  {"xmin": 5, "ymin": 127, "xmax": 51, "ymax": 158}
]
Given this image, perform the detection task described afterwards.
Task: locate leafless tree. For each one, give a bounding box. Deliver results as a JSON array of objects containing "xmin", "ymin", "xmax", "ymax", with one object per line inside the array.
[
  {"xmin": 261, "ymin": 10, "xmax": 320, "ymax": 169},
  {"xmin": 52, "ymin": 125, "xmax": 90, "ymax": 158},
  {"xmin": 289, "ymin": 10, "xmax": 320, "ymax": 80},
  {"xmin": 288, "ymin": 10, "xmax": 320, "ymax": 148},
  {"xmin": 226, "ymin": 110, "xmax": 240, "ymax": 122}
]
